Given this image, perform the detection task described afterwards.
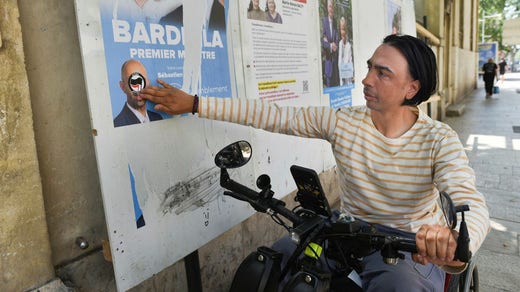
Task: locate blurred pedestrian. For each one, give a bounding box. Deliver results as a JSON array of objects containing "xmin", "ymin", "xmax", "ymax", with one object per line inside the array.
[
  {"xmin": 498, "ymin": 58, "xmax": 508, "ymax": 84},
  {"xmin": 482, "ymin": 58, "xmax": 498, "ymax": 98}
]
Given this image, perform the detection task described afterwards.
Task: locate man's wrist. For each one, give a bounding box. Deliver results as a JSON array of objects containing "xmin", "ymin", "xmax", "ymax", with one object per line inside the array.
[{"xmin": 441, "ymin": 262, "xmax": 468, "ymax": 274}]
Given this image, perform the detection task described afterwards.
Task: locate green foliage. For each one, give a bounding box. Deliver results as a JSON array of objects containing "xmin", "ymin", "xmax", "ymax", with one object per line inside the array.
[{"xmin": 479, "ymin": 0, "xmax": 520, "ymax": 52}]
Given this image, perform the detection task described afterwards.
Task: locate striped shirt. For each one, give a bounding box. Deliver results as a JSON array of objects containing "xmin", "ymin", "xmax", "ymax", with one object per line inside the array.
[{"xmin": 199, "ymin": 97, "xmax": 490, "ymax": 254}]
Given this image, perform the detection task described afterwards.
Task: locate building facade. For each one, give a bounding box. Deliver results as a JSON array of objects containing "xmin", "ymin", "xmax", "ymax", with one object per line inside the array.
[{"xmin": 0, "ymin": 0, "xmax": 479, "ymax": 291}]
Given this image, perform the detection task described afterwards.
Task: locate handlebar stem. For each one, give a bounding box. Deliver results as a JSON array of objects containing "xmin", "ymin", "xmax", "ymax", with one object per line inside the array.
[{"xmin": 220, "ymin": 168, "xmax": 303, "ymax": 225}]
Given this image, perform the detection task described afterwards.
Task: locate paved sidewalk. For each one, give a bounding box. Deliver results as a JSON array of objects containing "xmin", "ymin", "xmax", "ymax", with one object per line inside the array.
[{"xmin": 443, "ymin": 72, "xmax": 520, "ymax": 292}]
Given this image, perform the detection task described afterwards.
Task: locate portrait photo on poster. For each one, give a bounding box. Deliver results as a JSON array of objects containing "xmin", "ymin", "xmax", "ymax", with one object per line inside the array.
[
  {"xmin": 319, "ymin": 0, "xmax": 355, "ymax": 108},
  {"xmin": 387, "ymin": 0, "xmax": 402, "ymax": 35},
  {"xmin": 98, "ymin": 0, "xmax": 231, "ymax": 128},
  {"xmin": 246, "ymin": 0, "xmax": 283, "ymax": 24}
]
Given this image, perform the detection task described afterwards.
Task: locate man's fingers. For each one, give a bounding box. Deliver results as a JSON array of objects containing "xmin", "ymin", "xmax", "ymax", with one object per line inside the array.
[
  {"xmin": 157, "ymin": 79, "xmax": 173, "ymax": 88},
  {"xmin": 433, "ymin": 228, "xmax": 457, "ymax": 261},
  {"xmin": 416, "ymin": 225, "xmax": 460, "ymax": 265},
  {"xmin": 412, "ymin": 253, "xmax": 426, "ymax": 265},
  {"xmin": 153, "ymin": 104, "xmax": 174, "ymax": 115},
  {"xmin": 425, "ymin": 228, "xmax": 439, "ymax": 259},
  {"xmin": 435, "ymin": 228, "xmax": 451, "ymax": 260},
  {"xmin": 141, "ymin": 86, "xmax": 169, "ymax": 101},
  {"xmin": 140, "ymin": 91, "xmax": 160, "ymax": 103},
  {"xmin": 447, "ymin": 230, "xmax": 458, "ymax": 261},
  {"xmin": 139, "ymin": 79, "xmax": 188, "ymax": 115},
  {"xmin": 415, "ymin": 226, "xmax": 427, "ymax": 257}
]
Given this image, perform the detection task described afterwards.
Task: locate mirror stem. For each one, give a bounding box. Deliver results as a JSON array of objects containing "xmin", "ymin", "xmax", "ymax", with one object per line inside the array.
[{"xmin": 220, "ymin": 168, "xmax": 230, "ymax": 186}]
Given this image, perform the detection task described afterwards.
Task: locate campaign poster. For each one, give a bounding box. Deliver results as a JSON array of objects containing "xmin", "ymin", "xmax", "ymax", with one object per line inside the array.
[
  {"xmin": 239, "ymin": 0, "xmax": 321, "ymax": 106},
  {"xmin": 319, "ymin": 0, "xmax": 354, "ymax": 108},
  {"xmin": 387, "ymin": 0, "xmax": 402, "ymax": 35},
  {"xmin": 99, "ymin": 0, "xmax": 230, "ymax": 128}
]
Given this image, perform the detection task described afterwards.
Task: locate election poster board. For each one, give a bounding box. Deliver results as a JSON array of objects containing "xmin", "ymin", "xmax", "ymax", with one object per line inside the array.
[
  {"xmin": 75, "ymin": 0, "xmax": 421, "ymax": 290},
  {"xmin": 478, "ymin": 42, "xmax": 498, "ymax": 73},
  {"xmin": 74, "ymin": 0, "xmax": 332, "ymax": 290},
  {"xmin": 74, "ymin": 1, "xmax": 255, "ymax": 290}
]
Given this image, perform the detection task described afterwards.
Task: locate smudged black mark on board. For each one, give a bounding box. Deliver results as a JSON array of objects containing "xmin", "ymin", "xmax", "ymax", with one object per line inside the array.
[
  {"xmin": 160, "ymin": 168, "xmax": 222, "ymax": 215},
  {"xmin": 203, "ymin": 208, "xmax": 210, "ymax": 226}
]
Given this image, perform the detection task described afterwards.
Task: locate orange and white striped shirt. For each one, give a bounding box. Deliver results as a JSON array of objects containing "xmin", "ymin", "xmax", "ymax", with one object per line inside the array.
[{"xmin": 199, "ymin": 97, "xmax": 490, "ymax": 254}]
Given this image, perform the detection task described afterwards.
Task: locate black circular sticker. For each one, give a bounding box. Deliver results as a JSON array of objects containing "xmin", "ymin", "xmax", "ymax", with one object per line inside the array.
[{"xmin": 128, "ymin": 72, "xmax": 146, "ymax": 94}]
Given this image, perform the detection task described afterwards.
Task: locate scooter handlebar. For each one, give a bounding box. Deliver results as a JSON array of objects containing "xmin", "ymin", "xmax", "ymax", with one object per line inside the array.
[{"xmin": 220, "ymin": 169, "xmax": 471, "ymax": 264}]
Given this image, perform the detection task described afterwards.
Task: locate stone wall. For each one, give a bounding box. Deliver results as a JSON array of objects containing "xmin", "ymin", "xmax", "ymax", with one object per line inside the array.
[{"xmin": 0, "ymin": 1, "xmax": 54, "ymax": 291}]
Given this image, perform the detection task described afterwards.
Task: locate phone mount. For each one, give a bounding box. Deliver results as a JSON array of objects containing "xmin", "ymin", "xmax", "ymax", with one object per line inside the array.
[{"xmin": 257, "ymin": 174, "xmax": 274, "ymax": 200}]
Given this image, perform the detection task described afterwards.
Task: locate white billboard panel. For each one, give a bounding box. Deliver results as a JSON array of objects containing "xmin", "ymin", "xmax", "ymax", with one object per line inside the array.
[{"xmin": 74, "ymin": 0, "xmax": 332, "ymax": 290}]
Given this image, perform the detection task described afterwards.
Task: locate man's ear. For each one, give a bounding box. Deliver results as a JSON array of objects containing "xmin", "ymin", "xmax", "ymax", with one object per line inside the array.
[
  {"xmin": 119, "ymin": 80, "xmax": 125, "ymax": 91},
  {"xmin": 405, "ymin": 79, "xmax": 420, "ymax": 101}
]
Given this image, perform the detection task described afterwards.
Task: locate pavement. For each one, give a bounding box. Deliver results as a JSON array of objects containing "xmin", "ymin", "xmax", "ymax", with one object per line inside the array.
[{"xmin": 443, "ymin": 72, "xmax": 520, "ymax": 292}]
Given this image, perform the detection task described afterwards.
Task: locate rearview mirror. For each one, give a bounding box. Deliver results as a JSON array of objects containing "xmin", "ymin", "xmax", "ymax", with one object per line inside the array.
[
  {"xmin": 215, "ymin": 141, "xmax": 252, "ymax": 169},
  {"xmin": 439, "ymin": 191, "xmax": 457, "ymax": 229}
]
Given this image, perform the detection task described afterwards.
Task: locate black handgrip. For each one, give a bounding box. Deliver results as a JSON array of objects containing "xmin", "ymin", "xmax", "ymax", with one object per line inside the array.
[
  {"xmin": 393, "ymin": 231, "xmax": 471, "ymax": 263},
  {"xmin": 391, "ymin": 237, "xmax": 417, "ymax": 253},
  {"xmin": 222, "ymin": 179, "xmax": 264, "ymax": 203},
  {"xmin": 382, "ymin": 231, "xmax": 471, "ymax": 263},
  {"xmin": 224, "ymin": 191, "xmax": 268, "ymax": 213},
  {"xmin": 224, "ymin": 191, "xmax": 251, "ymax": 203},
  {"xmin": 223, "ymin": 191, "xmax": 303, "ymax": 225}
]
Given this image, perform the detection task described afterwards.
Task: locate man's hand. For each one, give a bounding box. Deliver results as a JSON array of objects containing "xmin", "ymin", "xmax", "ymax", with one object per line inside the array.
[
  {"xmin": 413, "ymin": 224, "xmax": 465, "ymax": 268},
  {"xmin": 140, "ymin": 79, "xmax": 195, "ymax": 115},
  {"xmin": 331, "ymin": 42, "xmax": 337, "ymax": 52}
]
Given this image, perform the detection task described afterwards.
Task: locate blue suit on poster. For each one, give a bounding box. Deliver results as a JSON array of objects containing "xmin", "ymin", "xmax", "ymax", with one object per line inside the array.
[
  {"xmin": 113, "ymin": 104, "xmax": 163, "ymax": 128},
  {"xmin": 322, "ymin": 16, "xmax": 340, "ymax": 87},
  {"xmin": 128, "ymin": 165, "xmax": 145, "ymax": 229}
]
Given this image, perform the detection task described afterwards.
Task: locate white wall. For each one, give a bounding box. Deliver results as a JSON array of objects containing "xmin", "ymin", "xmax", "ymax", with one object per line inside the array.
[{"xmin": 350, "ymin": 0, "xmax": 416, "ymax": 106}]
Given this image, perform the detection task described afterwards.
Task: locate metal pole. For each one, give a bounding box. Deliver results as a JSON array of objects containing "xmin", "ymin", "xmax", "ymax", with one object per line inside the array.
[
  {"xmin": 481, "ymin": 18, "xmax": 485, "ymax": 43},
  {"xmin": 184, "ymin": 250, "xmax": 203, "ymax": 292}
]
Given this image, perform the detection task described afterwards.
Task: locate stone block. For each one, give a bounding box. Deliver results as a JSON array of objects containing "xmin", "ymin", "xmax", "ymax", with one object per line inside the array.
[{"xmin": 446, "ymin": 103, "xmax": 465, "ymax": 117}]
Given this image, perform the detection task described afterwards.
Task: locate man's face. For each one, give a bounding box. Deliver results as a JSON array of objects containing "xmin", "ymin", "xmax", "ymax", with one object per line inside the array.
[
  {"xmin": 327, "ymin": 1, "xmax": 334, "ymax": 17},
  {"xmin": 120, "ymin": 60, "xmax": 148, "ymax": 111},
  {"xmin": 361, "ymin": 44, "xmax": 419, "ymax": 112}
]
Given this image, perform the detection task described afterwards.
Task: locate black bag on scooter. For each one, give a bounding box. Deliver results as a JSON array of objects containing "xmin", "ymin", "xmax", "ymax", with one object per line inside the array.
[{"xmin": 229, "ymin": 246, "xmax": 283, "ymax": 292}]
